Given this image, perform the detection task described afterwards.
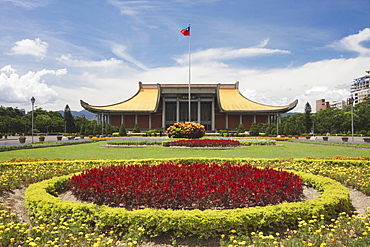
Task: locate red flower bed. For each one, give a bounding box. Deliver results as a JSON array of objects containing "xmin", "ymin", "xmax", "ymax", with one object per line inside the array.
[
  {"xmin": 67, "ymin": 162, "xmax": 303, "ymax": 210},
  {"xmin": 169, "ymin": 139, "xmax": 240, "ymax": 147}
]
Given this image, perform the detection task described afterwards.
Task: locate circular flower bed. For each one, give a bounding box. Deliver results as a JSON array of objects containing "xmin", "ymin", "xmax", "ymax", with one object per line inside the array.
[{"xmin": 67, "ymin": 162, "xmax": 303, "ymax": 210}]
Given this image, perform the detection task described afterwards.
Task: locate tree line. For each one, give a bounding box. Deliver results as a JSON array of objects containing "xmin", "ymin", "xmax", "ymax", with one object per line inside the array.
[
  {"xmin": 252, "ymin": 99, "xmax": 370, "ymax": 136},
  {"xmin": 0, "ymin": 105, "xmax": 119, "ymax": 136},
  {"xmin": 1, "ymin": 99, "xmax": 369, "ymax": 137},
  {"xmin": 238, "ymin": 100, "xmax": 370, "ymax": 137}
]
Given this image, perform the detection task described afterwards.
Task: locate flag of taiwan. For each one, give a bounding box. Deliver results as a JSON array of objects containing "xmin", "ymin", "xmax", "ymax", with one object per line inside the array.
[{"xmin": 180, "ymin": 26, "xmax": 190, "ymax": 36}]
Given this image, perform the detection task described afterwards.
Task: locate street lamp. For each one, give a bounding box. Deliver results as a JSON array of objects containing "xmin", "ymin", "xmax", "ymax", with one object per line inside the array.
[
  {"xmin": 31, "ymin": 97, "xmax": 35, "ymax": 144},
  {"xmin": 276, "ymin": 113, "xmax": 279, "ymax": 137},
  {"xmin": 350, "ymin": 97, "xmax": 354, "ymax": 142}
]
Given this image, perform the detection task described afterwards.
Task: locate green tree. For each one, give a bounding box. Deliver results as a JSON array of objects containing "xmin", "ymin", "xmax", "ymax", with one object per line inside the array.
[
  {"xmin": 93, "ymin": 124, "xmax": 100, "ymax": 136},
  {"xmin": 64, "ymin": 105, "xmax": 76, "ymax": 133},
  {"xmin": 35, "ymin": 115, "xmax": 52, "ymax": 133},
  {"xmin": 237, "ymin": 123, "xmax": 245, "ymax": 133},
  {"xmin": 79, "ymin": 124, "xmax": 86, "ymax": 135},
  {"xmin": 304, "ymin": 102, "xmax": 313, "ymax": 134},
  {"xmin": 133, "ymin": 123, "xmax": 141, "ymax": 133},
  {"xmin": 249, "ymin": 123, "xmax": 259, "ymax": 136},
  {"xmin": 84, "ymin": 124, "xmax": 93, "ymax": 136},
  {"xmin": 106, "ymin": 124, "xmax": 114, "ymax": 135},
  {"xmin": 354, "ymin": 99, "xmax": 370, "ymax": 132},
  {"xmin": 119, "ymin": 124, "xmax": 127, "ymax": 136}
]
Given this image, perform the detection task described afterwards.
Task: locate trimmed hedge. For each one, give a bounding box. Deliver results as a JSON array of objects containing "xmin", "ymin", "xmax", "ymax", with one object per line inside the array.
[{"xmin": 25, "ymin": 162, "xmax": 350, "ymax": 239}]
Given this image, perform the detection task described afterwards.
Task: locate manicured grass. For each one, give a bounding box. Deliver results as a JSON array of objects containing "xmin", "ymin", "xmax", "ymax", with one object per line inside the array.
[{"xmin": 0, "ymin": 141, "xmax": 369, "ymax": 161}]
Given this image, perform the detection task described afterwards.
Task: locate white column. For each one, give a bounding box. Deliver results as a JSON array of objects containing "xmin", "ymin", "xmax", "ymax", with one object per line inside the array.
[
  {"xmin": 176, "ymin": 98, "xmax": 180, "ymax": 122},
  {"xmin": 162, "ymin": 100, "xmax": 166, "ymax": 129},
  {"xmin": 211, "ymin": 98, "xmax": 215, "ymax": 131},
  {"xmin": 197, "ymin": 98, "xmax": 201, "ymax": 123}
]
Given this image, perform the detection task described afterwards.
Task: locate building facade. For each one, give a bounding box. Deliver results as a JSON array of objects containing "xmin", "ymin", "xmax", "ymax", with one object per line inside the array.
[
  {"xmin": 351, "ymin": 71, "xmax": 370, "ymax": 105},
  {"xmin": 330, "ymin": 100, "xmax": 346, "ymax": 110},
  {"xmin": 316, "ymin": 99, "xmax": 330, "ymax": 112},
  {"xmin": 81, "ymin": 82, "xmax": 298, "ymax": 131}
]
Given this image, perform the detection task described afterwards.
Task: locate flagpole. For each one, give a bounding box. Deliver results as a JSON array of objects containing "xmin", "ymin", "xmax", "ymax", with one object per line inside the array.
[{"xmin": 188, "ymin": 24, "xmax": 191, "ymax": 122}]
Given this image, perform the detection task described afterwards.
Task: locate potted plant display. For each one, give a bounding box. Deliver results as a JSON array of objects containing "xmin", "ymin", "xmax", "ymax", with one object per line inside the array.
[{"xmin": 18, "ymin": 136, "xmax": 26, "ymax": 144}]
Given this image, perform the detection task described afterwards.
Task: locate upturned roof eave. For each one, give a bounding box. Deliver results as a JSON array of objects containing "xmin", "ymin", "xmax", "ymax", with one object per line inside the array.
[{"xmin": 80, "ymin": 82, "xmax": 160, "ymax": 113}]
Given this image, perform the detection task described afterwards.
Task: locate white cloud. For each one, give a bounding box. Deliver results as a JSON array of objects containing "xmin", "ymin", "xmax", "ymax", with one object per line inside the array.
[
  {"xmin": 0, "ymin": 0, "xmax": 50, "ymax": 9},
  {"xmin": 9, "ymin": 38, "xmax": 49, "ymax": 59},
  {"xmin": 107, "ymin": 0, "xmax": 154, "ymax": 16},
  {"xmin": 0, "ymin": 65, "xmax": 17, "ymax": 73},
  {"xmin": 236, "ymin": 57, "xmax": 368, "ymax": 112},
  {"xmin": 57, "ymin": 54, "xmax": 123, "ymax": 69},
  {"xmin": 0, "ymin": 65, "xmax": 67, "ymax": 105},
  {"xmin": 174, "ymin": 42, "xmax": 290, "ymax": 65},
  {"xmin": 330, "ymin": 28, "xmax": 370, "ymax": 56},
  {"xmin": 111, "ymin": 44, "xmax": 149, "ymax": 71}
]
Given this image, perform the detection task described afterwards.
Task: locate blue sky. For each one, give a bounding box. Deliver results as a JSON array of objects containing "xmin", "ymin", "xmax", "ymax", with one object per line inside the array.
[{"xmin": 1, "ymin": 0, "xmax": 370, "ymax": 113}]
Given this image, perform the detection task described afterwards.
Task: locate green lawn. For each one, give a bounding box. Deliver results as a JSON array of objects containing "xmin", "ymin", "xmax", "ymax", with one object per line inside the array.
[{"xmin": 0, "ymin": 141, "xmax": 369, "ymax": 162}]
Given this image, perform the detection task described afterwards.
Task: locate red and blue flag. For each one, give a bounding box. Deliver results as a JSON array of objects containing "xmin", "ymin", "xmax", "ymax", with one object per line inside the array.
[{"xmin": 180, "ymin": 26, "xmax": 190, "ymax": 36}]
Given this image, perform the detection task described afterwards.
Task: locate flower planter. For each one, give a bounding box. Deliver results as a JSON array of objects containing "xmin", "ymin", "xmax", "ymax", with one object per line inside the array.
[
  {"xmin": 39, "ymin": 136, "xmax": 45, "ymax": 142},
  {"xmin": 322, "ymin": 136, "xmax": 329, "ymax": 141},
  {"xmin": 341, "ymin": 137, "xmax": 349, "ymax": 142},
  {"xmin": 305, "ymin": 136, "xmax": 311, "ymax": 140},
  {"xmin": 56, "ymin": 136, "xmax": 63, "ymax": 141},
  {"xmin": 18, "ymin": 137, "xmax": 26, "ymax": 144},
  {"xmin": 67, "ymin": 136, "xmax": 75, "ymax": 140},
  {"xmin": 364, "ymin": 138, "xmax": 370, "ymax": 143}
]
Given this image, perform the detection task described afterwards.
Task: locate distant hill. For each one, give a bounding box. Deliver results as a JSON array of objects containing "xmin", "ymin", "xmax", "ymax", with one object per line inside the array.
[
  {"xmin": 58, "ymin": 109, "xmax": 97, "ymax": 120},
  {"xmin": 282, "ymin": 112, "xmax": 300, "ymax": 116}
]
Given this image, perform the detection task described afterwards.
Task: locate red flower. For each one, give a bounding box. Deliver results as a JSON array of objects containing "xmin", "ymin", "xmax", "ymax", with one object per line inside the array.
[{"xmin": 67, "ymin": 162, "xmax": 303, "ymax": 210}]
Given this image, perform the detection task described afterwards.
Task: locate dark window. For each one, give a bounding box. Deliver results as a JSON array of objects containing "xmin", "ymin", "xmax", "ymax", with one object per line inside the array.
[
  {"xmin": 165, "ymin": 102, "xmax": 176, "ymax": 122},
  {"xmin": 200, "ymin": 102, "xmax": 212, "ymax": 122}
]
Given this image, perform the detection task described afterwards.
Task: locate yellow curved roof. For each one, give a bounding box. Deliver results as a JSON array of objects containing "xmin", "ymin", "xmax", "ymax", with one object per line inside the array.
[
  {"xmin": 81, "ymin": 88, "xmax": 159, "ymax": 112},
  {"xmin": 218, "ymin": 88, "xmax": 296, "ymax": 112},
  {"xmin": 81, "ymin": 82, "xmax": 297, "ymax": 113}
]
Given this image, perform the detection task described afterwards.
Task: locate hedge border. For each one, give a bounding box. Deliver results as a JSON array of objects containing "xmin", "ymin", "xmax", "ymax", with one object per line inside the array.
[{"xmin": 25, "ymin": 159, "xmax": 351, "ymax": 239}]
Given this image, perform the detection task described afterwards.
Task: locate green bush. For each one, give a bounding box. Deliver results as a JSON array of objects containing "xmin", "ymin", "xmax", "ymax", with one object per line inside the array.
[
  {"xmin": 132, "ymin": 123, "xmax": 141, "ymax": 133},
  {"xmin": 249, "ymin": 123, "xmax": 259, "ymax": 136},
  {"xmin": 119, "ymin": 124, "xmax": 127, "ymax": 136},
  {"xmin": 237, "ymin": 123, "xmax": 245, "ymax": 133}
]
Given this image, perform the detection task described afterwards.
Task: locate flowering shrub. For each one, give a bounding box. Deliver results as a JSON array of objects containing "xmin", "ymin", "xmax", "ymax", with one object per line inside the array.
[
  {"xmin": 166, "ymin": 122, "xmax": 205, "ymax": 138},
  {"xmin": 220, "ymin": 212, "xmax": 370, "ymax": 247},
  {"xmin": 67, "ymin": 162, "xmax": 303, "ymax": 210},
  {"xmin": 168, "ymin": 139, "xmax": 240, "ymax": 147}
]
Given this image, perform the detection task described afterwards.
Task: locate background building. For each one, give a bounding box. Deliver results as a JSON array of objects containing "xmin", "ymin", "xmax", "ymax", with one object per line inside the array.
[
  {"xmin": 351, "ymin": 71, "xmax": 370, "ymax": 105},
  {"xmin": 316, "ymin": 99, "xmax": 330, "ymax": 112},
  {"xmin": 330, "ymin": 100, "xmax": 346, "ymax": 110},
  {"xmin": 81, "ymin": 82, "xmax": 298, "ymax": 131}
]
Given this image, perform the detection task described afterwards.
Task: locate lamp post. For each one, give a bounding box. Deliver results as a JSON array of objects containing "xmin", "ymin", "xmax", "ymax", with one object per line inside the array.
[
  {"xmin": 30, "ymin": 97, "xmax": 35, "ymax": 144},
  {"xmin": 276, "ymin": 113, "xmax": 279, "ymax": 137},
  {"xmin": 351, "ymin": 97, "xmax": 354, "ymax": 143}
]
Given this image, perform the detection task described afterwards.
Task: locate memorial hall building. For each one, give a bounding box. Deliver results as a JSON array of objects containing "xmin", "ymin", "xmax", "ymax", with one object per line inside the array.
[{"xmin": 80, "ymin": 81, "xmax": 298, "ymax": 132}]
